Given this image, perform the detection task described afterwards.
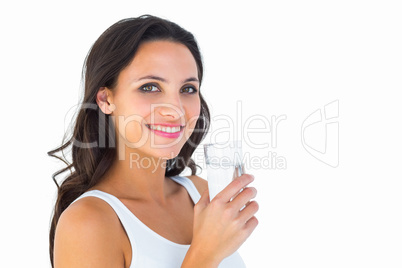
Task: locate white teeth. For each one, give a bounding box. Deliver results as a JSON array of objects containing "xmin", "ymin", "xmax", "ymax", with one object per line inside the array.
[{"xmin": 148, "ymin": 125, "xmax": 181, "ymax": 133}]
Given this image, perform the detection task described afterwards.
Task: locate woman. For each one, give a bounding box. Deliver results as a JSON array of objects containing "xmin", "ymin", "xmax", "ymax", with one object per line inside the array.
[{"xmin": 48, "ymin": 15, "xmax": 258, "ymax": 268}]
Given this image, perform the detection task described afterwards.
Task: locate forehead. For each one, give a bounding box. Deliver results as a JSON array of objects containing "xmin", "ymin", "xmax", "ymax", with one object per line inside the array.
[{"xmin": 119, "ymin": 40, "xmax": 198, "ymax": 83}]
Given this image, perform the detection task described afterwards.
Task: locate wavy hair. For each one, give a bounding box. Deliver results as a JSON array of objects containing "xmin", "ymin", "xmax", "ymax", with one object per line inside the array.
[{"xmin": 47, "ymin": 15, "xmax": 210, "ymax": 266}]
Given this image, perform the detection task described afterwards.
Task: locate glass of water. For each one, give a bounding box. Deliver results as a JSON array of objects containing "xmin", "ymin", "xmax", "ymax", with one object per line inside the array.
[{"xmin": 204, "ymin": 140, "xmax": 245, "ymax": 201}]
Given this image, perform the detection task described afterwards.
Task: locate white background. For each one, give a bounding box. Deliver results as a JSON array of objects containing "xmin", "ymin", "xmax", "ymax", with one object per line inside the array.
[{"xmin": 1, "ymin": 0, "xmax": 401, "ymax": 267}]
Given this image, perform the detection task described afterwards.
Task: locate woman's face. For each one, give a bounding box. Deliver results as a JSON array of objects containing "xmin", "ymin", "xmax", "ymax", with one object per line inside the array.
[{"xmin": 106, "ymin": 40, "xmax": 201, "ymax": 160}]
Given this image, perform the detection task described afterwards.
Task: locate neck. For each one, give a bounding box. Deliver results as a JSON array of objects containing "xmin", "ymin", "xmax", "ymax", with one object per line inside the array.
[{"xmin": 96, "ymin": 144, "xmax": 175, "ymax": 204}]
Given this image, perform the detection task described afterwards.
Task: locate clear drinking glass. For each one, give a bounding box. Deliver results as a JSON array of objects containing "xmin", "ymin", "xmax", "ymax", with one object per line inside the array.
[{"xmin": 203, "ymin": 140, "xmax": 245, "ymax": 201}]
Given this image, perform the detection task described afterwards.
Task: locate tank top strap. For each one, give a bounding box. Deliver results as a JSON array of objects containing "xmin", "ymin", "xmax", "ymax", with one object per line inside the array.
[
  {"xmin": 169, "ymin": 175, "xmax": 201, "ymax": 204},
  {"xmin": 70, "ymin": 178, "xmax": 245, "ymax": 267},
  {"xmin": 71, "ymin": 190, "xmax": 139, "ymax": 267}
]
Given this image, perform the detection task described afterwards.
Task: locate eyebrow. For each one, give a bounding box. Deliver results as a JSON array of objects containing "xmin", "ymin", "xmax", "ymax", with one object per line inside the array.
[{"xmin": 136, "ymin": 75, "xmax": 199, "ymax": 84}]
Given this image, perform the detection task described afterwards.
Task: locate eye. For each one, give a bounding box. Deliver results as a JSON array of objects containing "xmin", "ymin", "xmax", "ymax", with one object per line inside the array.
[
  {"xmin": 140, "ymin": 84, "xmax": 160, "ymax": 92},
  {"xmin": 181, "ymin": 86, "xmax": 198, "ymax": 94}
]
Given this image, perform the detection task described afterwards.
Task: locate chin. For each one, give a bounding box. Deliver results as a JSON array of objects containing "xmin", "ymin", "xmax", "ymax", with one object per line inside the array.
[{"xmin": 143, "ymin": 142, "xmax": 182, "ymax": 159}]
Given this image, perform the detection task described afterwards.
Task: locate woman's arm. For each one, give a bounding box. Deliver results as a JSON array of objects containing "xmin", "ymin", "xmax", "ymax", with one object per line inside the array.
[
  {"xmin": 53, "ymin": 197, "xmax": 128, "ymax": 267},
  {"xmin": 182, "ymin": 174, "xmax": 259, "ymax": 267}
]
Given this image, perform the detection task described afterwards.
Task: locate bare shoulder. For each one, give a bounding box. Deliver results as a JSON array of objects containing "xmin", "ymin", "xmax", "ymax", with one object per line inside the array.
[
  {"xmin": 186, "ymin": 175, "xmax": 208, "ymax": 195},
  {"xmin": 54, "ymin": 196, "xmax": 126, "ymax": 267}
]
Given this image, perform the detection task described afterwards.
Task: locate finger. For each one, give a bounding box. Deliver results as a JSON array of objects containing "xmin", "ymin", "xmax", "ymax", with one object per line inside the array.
[
  {"xmin": 238, "ymin": 200, "xmax": 259, "ymax": 224},
  {"xmin": 195, "ymin": 188, "xmax": 210, "ymax": 211},
  {"xmin": 214, "ymin": 174, "xmax": 254, "ymax": 203},
  {"xmin": 243, "ymin": 216, "xmax": 259, "ymax": 235},
  {"xmin": 229, "ymin": 187, "xmax": 257, "ymax": 211}
]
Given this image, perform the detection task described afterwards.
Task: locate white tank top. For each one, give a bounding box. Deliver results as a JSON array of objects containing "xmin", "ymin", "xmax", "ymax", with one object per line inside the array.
[{"xmin": 73, "ymin": 175, "xmax": 246, "ymax": 268}]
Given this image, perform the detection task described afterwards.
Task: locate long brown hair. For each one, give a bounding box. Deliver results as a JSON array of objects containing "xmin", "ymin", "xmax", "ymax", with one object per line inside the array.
[{"xmin": 47, "ymin": 15, "xmax": 210, "ymax": 266}]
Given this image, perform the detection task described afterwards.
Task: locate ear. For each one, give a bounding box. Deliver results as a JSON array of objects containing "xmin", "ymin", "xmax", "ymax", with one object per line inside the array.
[{"xmin": 96, "ymin": 87, "xmax": 116, "ymax": 114}]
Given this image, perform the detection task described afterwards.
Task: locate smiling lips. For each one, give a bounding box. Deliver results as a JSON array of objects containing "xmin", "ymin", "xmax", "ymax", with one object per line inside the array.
[{"xmin": 145, "ymin": 124, "xmax": 185, "ymax": 138}]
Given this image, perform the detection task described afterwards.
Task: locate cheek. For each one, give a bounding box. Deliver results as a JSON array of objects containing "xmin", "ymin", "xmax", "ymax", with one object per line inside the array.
[
  {"xmin": 115, "ymin": 97, "xmax": 151, "ymax": 119},
  {"xmin": 113, "ymin": 98, "xmax": 151, "ymax": 140},
  {"xmin": 186, "ymin": 100, "xmax": 201, "ymax": 130}
]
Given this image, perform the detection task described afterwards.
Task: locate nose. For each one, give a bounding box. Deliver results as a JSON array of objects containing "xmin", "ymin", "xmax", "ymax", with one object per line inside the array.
[{"xmin": 155, "ymin": 94, "xmax": 185, "ymax": 120}]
